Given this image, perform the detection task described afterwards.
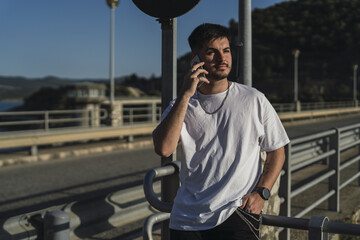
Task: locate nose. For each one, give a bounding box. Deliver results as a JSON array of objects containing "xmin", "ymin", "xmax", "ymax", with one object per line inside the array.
[{"xmin": 216, "ymin": 51, "xmax": 226, "ymax": 62}]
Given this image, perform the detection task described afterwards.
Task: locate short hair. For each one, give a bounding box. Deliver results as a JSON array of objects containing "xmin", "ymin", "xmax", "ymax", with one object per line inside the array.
[{"xmin": 188, "ymin": 23, "xmax": 231, "ymax": 53}]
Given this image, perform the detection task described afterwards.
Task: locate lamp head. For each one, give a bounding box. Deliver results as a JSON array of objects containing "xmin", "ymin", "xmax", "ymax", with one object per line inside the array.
[{"xmin": 106, "ymin": 0, "xmax": 120, "ymax": 8}]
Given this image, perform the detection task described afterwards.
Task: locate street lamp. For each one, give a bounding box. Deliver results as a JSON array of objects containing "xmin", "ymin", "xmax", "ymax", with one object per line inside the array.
[
  {"xmin": 292, "ymin": 49, "xmax": 300, "ymax": 105},
  {"xmin": 106, "ymin": 0, "xmax": 120, "ymax": 104},
  {"xmin": 353, "ymin": 64, "xmax": 358, "ymax": 106}
]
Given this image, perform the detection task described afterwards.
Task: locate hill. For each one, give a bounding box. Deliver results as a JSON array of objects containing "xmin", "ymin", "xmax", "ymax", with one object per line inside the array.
[
  {"xmin": 247, "ymin": 0, "xmax": 360, "ymax": 102},
  {"xmin": 1, "ymin": 0, "xmax": 359, "ymax": 104},
  {"xmin": 0, "ymin": 76, "xmax": 125, "ymax": 101}
]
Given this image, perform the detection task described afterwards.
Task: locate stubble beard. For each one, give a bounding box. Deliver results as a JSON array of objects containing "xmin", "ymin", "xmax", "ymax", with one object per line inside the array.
[{"xmin": 208, "ymin": 65, "xmax": 232, "ymax": 81}]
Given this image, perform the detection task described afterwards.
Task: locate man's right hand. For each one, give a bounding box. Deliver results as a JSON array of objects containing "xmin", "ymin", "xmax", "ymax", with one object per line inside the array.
[{"xmin": 181, "ymin": 62, "xmax": 209, "ymax": 99}]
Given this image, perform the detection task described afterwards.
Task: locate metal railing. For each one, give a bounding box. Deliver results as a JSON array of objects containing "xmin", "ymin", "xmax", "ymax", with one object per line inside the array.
[
  {"xmin": 0, "ymin": 101, "xmax": 357, "ymax": 133},
  {"xmin": 143, "ymin": 122, "xmax": 360, "ymax": 240},
  {"xmin": 0, "ymin": 109, "xmax": 108, "ymax": 132},
  {"xmin": 279, "ymin": 123, "xmax": 360, "ymax": 239},
  {"xmin": 272, "ymin": 101, "xmax": 357, "ymax": 113}
]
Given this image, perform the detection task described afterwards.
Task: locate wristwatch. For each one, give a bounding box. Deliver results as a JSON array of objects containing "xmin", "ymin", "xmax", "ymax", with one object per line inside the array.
[{"xmin": 254, "ymin": 187, "xmax": 270, "ymax": 200}]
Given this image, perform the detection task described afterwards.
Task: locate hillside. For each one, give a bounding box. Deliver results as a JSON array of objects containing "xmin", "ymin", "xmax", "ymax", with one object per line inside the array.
[
  {"xmin": 0, "ymin": 76, "xmax": 125, "ymax": 101},
  {"xmin": 248, "ymin": 0, "xmax": 360, "ymax": 102},
  {"xmin": 1, "ymin": 0, "xmax": 359, "ymax": 104}
]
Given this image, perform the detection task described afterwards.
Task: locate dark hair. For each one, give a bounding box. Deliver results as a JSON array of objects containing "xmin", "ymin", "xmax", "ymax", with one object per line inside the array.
[{"xmin": 188, "ymin": 23, "xmax": 231, "ymax": 53}]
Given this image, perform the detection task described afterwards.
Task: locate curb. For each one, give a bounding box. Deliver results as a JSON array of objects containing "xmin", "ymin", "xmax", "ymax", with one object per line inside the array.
[{"xmin": 0, "ymin": 139, "xmax": 154, "ymax": 168}]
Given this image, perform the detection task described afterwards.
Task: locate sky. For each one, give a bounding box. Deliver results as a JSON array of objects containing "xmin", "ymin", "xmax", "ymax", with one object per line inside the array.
[{"xmin": 0, "ymin": 0, "xmax": 287, "ymax": 80}]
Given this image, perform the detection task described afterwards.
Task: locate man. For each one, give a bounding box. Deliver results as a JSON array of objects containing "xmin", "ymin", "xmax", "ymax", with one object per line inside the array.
[{"xmin": 153, "ymin": 23, "xmax": 289, "ymax": 240}]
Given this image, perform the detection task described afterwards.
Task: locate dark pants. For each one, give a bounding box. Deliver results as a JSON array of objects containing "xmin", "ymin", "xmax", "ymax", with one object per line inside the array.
[{"xmin": 170, "ymin": 208, "xmax": 261, "ymax": 240}]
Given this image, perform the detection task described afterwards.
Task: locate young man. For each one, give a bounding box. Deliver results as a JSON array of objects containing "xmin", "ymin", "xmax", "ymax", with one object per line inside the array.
[{"xmin": 153, "ymin": 23, "xmax": 290, "ymax": 240}]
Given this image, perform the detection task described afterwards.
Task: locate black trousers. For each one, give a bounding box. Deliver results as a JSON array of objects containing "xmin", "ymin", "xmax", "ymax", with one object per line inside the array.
[{"xmin": 170, "ymin": 208, "xmax": 261, "ymax": 240}]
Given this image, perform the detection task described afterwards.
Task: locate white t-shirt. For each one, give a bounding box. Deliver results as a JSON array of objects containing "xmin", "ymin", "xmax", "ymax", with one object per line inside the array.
[{"xmin": 160, "ymin": 82, "xmax": 290, "ymax": 231}]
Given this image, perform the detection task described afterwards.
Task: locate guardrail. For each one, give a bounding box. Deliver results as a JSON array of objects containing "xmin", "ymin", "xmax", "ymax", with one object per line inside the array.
[{"xmin": 143, "ymin": 122, "xmax": 360, "ymax": 240}]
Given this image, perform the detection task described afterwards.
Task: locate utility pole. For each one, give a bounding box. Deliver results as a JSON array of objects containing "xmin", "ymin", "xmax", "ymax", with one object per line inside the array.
[
  {"xmin": 106, "ymin": 0, "xmax": 120, "ymax": 103},
  {"xmin": 237, "ymin": 0, "xmax": 252, "ymax": 86}
]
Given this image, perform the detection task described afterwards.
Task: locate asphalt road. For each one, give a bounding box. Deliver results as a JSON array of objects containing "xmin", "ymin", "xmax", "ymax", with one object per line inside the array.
[{"xmin": 0, "ymin": 114, "xmax": 359, "ymax": 218}]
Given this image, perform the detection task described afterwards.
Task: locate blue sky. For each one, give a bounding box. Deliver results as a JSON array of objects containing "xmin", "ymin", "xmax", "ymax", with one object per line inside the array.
[{"xmin": 0, "ymin": 0, "xmax": 287, "ymax": 79}]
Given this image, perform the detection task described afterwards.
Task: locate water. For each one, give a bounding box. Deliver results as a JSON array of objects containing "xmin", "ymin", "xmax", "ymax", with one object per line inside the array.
[{"xmin": 0, "ymin": 101, "xmax": 23, "ymax": 112}]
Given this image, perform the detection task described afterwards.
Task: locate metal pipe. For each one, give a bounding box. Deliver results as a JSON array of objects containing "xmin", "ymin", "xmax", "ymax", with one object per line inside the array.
[
  {"xmin": 109, "ymin": 7, "xmax": 115, "ymax": 103},
  {"xmin": 143, "ymin": 162, "xmax": 180, "ymax": 213},
  {"xmin": 293, "ymin": 49, "xmax": 300, "ymax": 103},
  {"xmin": 340, "ymin": 154, "xmax": 360, "ymax": 171},
  {"xmin": 292, "ymin": 150, "xmax": 336, "ymax": 171},
  {"xmin": 143, "ymin": 212, "xmax": 170, "ymax": 240},
  {"xmin": 294, "ymin": 190, "xmax": 335, "ymax": 218},
  {"xmin": 291, "ymin": 129, "xmax": 336, "ymax": 145},
  {"xmin": 291, "ymin": 170, "xmax": 336, "ymax": 198},
  {"xmin": 237, "ymin": 0, "xmax": 252, "ymax": 86},
  {"xmin": 340, "ymin": 171, "xmax": 360, "ymax": 190}
]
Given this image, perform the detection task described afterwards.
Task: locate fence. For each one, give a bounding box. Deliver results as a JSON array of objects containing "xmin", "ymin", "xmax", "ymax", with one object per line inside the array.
[
  {"xmin": 272, "ymin": 101, "xmax": 357, "ymax": 113},
  {"xmin": 0, "ymin": 109, "xmax": 108, "ymax": 132},
  {"xmin": 0, "ymin": 101, "xmax": 357, "ymax": 132},
  {"xmin": 143, "ymin": 122, "xmax": 360, "ymax": 240}
]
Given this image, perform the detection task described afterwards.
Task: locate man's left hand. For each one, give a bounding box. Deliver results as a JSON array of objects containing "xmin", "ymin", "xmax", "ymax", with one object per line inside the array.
[{"xmin": 240, "ymin": 192, "xmax": 264, "ymax": 215}]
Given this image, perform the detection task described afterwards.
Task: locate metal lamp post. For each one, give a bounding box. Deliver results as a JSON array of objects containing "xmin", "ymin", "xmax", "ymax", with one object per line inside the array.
[
  {"xmin": 237, "ymin": 0, "xmax": 252, "ymax": 87},
  {"xmin": 106, "ymin": 0, "xmax": 120, "ymax": 104},
  {"xmin": 293, "ymin": 49, "xmax": 300, "ymax": 111},
  {"xmin": 353, "ymin": 64, "xmax": 358, "ymax": 106}
]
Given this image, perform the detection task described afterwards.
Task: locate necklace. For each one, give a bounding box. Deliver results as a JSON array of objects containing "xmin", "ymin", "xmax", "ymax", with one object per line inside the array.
[{"xmin": 197, "ymin": 81, "xmax": 230, "ymax": 114}]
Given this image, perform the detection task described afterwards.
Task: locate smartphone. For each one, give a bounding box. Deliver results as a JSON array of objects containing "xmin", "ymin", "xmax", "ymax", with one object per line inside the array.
[{"xmin": 190, "ymin": 55, "xmax": 206, "ymax": 87}]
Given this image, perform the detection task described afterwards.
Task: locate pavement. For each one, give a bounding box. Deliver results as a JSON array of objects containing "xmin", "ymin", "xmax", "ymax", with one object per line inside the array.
[{"xmin": 0, "ymin": 136, "xmax": 154, "ymax": 168}]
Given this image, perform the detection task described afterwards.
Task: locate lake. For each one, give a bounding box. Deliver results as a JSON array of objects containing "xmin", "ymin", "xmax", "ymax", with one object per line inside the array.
[{"xmin": 0, "ymin": 101, "xmax": 23, "ymax": 112}]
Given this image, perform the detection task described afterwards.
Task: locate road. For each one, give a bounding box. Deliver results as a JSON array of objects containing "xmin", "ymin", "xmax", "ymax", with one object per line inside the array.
[{"xmin": 0, "ymin": 114, "xmax": 359, "ymax": 218}]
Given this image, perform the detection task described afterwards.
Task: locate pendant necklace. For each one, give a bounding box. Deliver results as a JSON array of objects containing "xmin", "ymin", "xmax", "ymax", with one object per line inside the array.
[{"xmin": 198, "ymin": 81, "xmax": 230, "ymax": 114}]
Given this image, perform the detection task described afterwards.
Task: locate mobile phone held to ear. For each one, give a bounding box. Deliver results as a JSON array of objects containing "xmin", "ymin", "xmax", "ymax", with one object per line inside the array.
[{"xmin": 190, "ymin": 55, "xmax": 206, "ymax": 86}]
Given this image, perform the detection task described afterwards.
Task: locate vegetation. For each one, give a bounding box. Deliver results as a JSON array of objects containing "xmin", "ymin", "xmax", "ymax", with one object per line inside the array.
[{"xmin": 245, "ymin": 0, "xmax": 360, "ymax": 102}]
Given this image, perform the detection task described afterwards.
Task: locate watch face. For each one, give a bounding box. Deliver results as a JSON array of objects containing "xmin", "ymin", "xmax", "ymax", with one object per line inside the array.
[{"xmin": 263, "ymin": 188, "xmax": 270, "ymax": 200}]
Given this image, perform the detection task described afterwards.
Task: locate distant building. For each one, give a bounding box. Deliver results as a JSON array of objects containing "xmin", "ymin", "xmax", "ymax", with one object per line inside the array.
[
  {"xmin": 66, "ymin": 82, "xmax": 107, "ymax": 103},
  {"xmin": 66, "ymin": 82, "xmax": 107, "ymax": 127}
]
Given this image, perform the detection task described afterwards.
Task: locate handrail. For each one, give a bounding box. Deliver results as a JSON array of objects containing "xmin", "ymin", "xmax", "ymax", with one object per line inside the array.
[
  {"xmin": 142, "ymin": 162, "xmax": 360, "ymax": 240},
  {"xmin": 143, "ymin": 122, "xmax": 360, "ymax": 240},
  {"xmin": 143, "ymin": 161, "xmax": 180, "ymax": 213}
]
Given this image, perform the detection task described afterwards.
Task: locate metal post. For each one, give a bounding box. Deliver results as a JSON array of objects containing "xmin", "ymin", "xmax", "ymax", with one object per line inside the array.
[
  {"xmin": 293, "ymin": 49, "xmax": 300, "ymax": 106},
  {"xmin": 30, "ymin": 145, "xmax": 38, "ymax": 156},
  {"xmin": 353, "ymin": 64, "xmax": 358, "ymax": 107},
  {"xmin": 152, "ymin": 102, "xmax": 157, "ymax": 123},
  {"xmin": 45, "ymin": 111, "xmax": 49, "ymax": 131},
  {"xmin": 109, "ymin": 6, "xmax": 115, "ymax": 104},
  {"xmin": 328, "ymin": 128, "xmax": 340, "ymax": 212},
  {"xmin": 308, "ymin": 216, "xmax": 329, "ymax": 240},
  {"xmin": 279, "ymin": 143, "xmax": 292, "ymax": 240},
  {"xmin": 44, "ymin": 210, "xmax": 70, "ymax": 240},
  {"xmin": 158, "ymin": 17, "xmax": 179, "ymax": 240},
  {"xmin": 237, "ymin": 0, "xmax": 252, "ymax": 86},
  {"xmin": 358, "ymin": 126, "xmax": 360, "ymax": 187}
]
